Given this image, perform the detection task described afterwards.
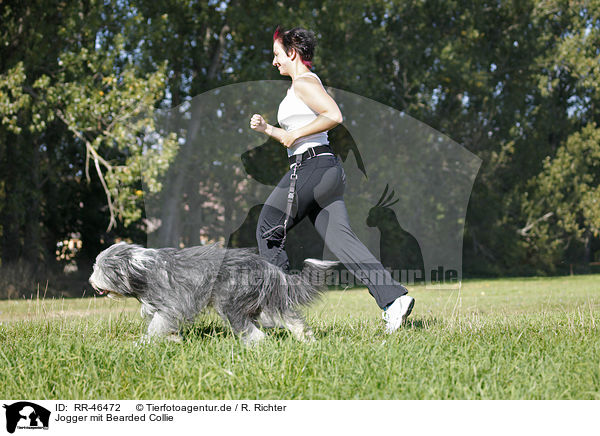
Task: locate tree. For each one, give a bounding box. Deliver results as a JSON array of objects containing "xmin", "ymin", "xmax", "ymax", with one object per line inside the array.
[
  {"xmin": 0, "ymin": 0, "xmax": 176, "ymax": 269},
  {"xmin": 518, "ymin": 0, "xmax": 600, "ymax": 272}
]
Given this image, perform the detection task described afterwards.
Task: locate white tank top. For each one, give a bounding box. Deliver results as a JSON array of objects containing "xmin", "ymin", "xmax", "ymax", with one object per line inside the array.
[{"xmin": 277, "ymin": 72, "xmax": 330, "ymax": 157}]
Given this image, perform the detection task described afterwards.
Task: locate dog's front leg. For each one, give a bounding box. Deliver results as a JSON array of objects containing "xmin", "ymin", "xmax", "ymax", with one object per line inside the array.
[
  {"xmin": 139, "ymin": 312, "xmax": 182, "ymax": 344},
  {"xmin": 257, "ymin": 310, "xmax": 285, "ymax": 328}
]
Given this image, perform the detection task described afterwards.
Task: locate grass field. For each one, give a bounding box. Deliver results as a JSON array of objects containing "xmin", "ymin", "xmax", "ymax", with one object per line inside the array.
[{"xmin": 1, "ymin": 275, "xmax": 599, "ymax": 399}]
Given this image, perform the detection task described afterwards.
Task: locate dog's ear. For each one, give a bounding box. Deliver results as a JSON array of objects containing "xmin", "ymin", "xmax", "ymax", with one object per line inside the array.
[
  {"xmin": 129, "ymin": 247, "xmax": 155, "ymax": 269},
  {"xmin": 125, "ymin": 247, "xmax": 156, "ymax": 293},
  {"xmin": 104, "ymin": 241, "xmax": 131, "ymax": 259}
]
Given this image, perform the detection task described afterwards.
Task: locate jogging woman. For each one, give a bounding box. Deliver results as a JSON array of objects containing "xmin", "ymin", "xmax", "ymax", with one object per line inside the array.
[{"xmin": 249, "ymin": 26, "xmax": 414, "ymax": 333}]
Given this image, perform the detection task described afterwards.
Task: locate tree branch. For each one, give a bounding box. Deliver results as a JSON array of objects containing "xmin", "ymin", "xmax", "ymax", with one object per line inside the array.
[
  {"xmin": 207, "ymin": 23, "xmax": 230, "ymax": 80},
  {"xmin": 517, "ymin": 212, "xmax": 554, "ymax": 237},
  {"xmin": 55, "ymin": 108, "xmax": 117, "ymax": 231}
]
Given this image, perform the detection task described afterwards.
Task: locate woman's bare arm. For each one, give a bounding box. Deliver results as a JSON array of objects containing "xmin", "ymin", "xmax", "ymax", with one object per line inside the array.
[
  {"xmin": 250, "ymin": 76, "xmax": 343, "ymax": 148},
  {"xmin": 290, "ymin": 77, "xmax": 343, "ymax": 140}
]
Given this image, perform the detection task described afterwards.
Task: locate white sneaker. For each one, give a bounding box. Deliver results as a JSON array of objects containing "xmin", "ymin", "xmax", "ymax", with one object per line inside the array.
[{"xmin": 382, "ymin": 295, "xmax": 415, "ymax": 333}]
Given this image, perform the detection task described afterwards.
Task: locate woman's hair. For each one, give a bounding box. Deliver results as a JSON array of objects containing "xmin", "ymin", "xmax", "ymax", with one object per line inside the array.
[{"xmin": 273, "ymin": 26, "xmax": 316, "ymax": 69}]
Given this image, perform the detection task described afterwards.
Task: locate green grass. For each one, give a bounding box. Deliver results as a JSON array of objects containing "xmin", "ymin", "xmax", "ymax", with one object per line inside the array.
[{"xmin": 1, "ymin": 275, "xmax": 599, "ymax": 399}]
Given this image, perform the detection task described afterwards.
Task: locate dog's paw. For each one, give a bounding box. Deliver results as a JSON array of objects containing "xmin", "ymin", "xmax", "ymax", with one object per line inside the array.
[
  {"xmin": 299, "ymin": 331, "xmax": 317, "ymax": 343},
  {"xmin": 165, "ymin": 333, "xmax": 184, "ymax": 343},
  {"xmin": 133, "ymin": 335, "xmax": 153, "ymax": 347},
  {"xmin": 134, "ymin": 333, "xmax": 183, "ymax": 347},
  {"xmin": 241, "ymin": 328, "xmax": 266, "ymax": 347}
]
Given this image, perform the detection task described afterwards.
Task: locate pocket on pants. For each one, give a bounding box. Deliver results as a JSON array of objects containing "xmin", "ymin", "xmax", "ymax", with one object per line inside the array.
[
  {"xmin": 315, "ymin": 155, "xmax": 337, "ymax": 169},
  {"xmin": 339, "ymin": 163, "xmax": 346, "ymax": 186}
]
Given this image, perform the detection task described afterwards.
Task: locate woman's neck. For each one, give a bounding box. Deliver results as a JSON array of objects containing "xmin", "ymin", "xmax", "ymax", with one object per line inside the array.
[{"xmin": 290, "ymin": 66, "xmax": 312, "ymax": 81}]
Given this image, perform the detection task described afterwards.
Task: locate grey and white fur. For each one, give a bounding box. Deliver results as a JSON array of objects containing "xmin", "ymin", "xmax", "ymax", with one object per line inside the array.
[{"xmin": 89, "ymin": 242, "xmax": 338, "ymax": 345}]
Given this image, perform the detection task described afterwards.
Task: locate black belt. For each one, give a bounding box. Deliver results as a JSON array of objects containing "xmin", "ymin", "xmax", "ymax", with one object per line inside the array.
[{"xmin": 289, "ymin": 144, "xmax": 333, "ymax": 166}]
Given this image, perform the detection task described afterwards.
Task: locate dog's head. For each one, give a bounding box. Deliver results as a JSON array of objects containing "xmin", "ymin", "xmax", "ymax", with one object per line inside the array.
[{"xmin": 89, "ymin": 242, "xmax": 155, "ymax": 299}]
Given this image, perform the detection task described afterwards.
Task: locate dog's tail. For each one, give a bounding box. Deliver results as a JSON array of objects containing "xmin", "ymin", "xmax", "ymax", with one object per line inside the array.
[
  {"xmin": 221, "ymin": 248, "xmax": 339, "ymax": 316},
  {"xmin": 260, "ymin": 258, "xmax": 340, "ymax": 313}
]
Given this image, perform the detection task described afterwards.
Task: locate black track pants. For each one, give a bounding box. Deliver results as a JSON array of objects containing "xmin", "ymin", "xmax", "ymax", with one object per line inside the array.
[{"xmin": 256, "ymin": 154, "xmax": 408, "ymax": 309}]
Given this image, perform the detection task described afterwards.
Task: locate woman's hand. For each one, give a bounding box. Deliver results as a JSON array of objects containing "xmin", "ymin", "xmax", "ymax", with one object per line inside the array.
[
  {"xmin": 250, "ymin": 114, "xmax": 267, "ymax": 133},
  {"xmin": 280, "ymin": 130, "xmax": 298, "ymax": 148},
  {"xmin": 250, "ymin": 113, "xmax": 297, "ymax": 147}
]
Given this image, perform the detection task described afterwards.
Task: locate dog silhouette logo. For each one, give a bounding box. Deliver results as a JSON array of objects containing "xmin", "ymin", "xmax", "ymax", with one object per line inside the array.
[{"xmin": 3, "ymin": 402, "xmax": 50, "ymax": 433}]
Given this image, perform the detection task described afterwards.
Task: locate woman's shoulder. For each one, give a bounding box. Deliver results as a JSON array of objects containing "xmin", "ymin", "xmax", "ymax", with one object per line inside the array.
[
  {"xmin": 296, "ymin": 71, "xmax": 322, "ymax": 83},
  {"xmin": 293, "ymin": 72, "xmax": 324, "ymax": 93},
  {"xmin": 289, "ymin": 72, "xmax": 326, "ymax": 105}
]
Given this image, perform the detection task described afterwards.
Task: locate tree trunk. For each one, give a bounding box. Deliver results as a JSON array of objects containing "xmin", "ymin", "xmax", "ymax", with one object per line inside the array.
[
  {"xmin": 583, "ymin": 230, "xmax": 592, "ymax": 265},
  {"xmin": 1, "ymin": 134, "xmax": 23, "ymax": 264},
  {"xmin": 23, "ymin": 135, "xmax": 43, "ymax": 265}
]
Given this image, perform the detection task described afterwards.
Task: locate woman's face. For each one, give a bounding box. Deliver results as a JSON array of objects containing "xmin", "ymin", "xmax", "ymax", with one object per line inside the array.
[{"xmin": 272, "ymin": 40, "xmax": 294, "ymax": 76}]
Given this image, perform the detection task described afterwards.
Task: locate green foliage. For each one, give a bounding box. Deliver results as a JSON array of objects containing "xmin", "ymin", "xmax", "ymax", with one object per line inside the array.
[
  {"xmin": 521, "ymin": 123, "xmax": 600, "ymax": 270},
  {"xmin": 0, "ymin": 0, "xmax": 598, "ymax": 274},
  {"xmin": 514, "ymin": 1, "xmax": 600, "ymax": 271},
  {"xmin": 0, "ymin": 62, "xmax": 32, "ymax": 134},
  {"xmin": 0, "ymin": 1, "xmax": 177, "ymax": 266}
]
